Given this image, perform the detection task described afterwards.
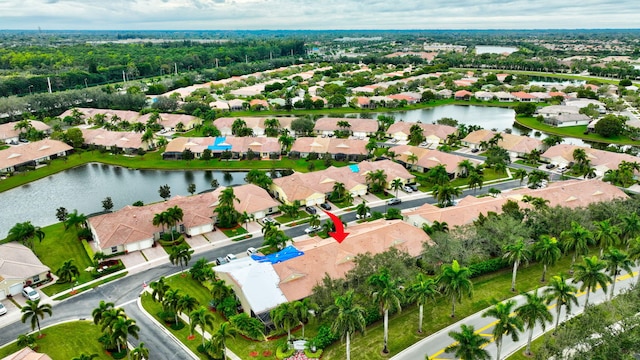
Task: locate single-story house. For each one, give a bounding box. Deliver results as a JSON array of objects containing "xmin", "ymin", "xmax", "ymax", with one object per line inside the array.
[
  {"xmin": 544, "ymin": 113, "xmax": 592, "ymax": 127},
  {"xmin": 163, "ymin": 136, "xmax": 281, "ymax": 160},
  {"xmin": 474, "ymin": 91, "xmax": 494, "ymax": 101},
  {"xmin": 0, "ymin": 243, "xmax": 51, "ymax": 300},
  {"xmin": 214, "ymin": 219, "xmax": 431, "ymax": 319},
  {"xmin": 390, "ymin": 144, "xmax": 477, "ymax": 177},
  {"xmin": 461, "ymin": 130, "xmax": 543, "ymax": 158},
  {"xmin": 385, "ymin": 122, "xmax": 457, "ymax": 144},
  {"xmin": 81, "ymin": 129, "xmax": 152, "ymax": 152},
  {"xmin": 541, "ymin": 144, "xmax": 640, "ymax": 176},
  {"xmin": 0, "ymin": 120, "xmax": 51, "ymax": 144},
  {"xmin": 289, "ymin": 137, "xmax": 368, "ymax": 161},
  {"xmin": 136, "ymin": 113, "xmax": 202, "ymax": 132},
  {"xmin": 494, "ymin": 91, "xmax": 516, "ymax": 102},
  {"xmin": 313, "ymin": 117, "xmax": 378, "ymax": 138},
  {"xmin": 511, "ymin": 91, "xmax": 539, "ymax": 102},
  {"xmin": 214, "ymin": 117, "xmax": 296, "ymax": 137},
  {"xmin": 454, "ymin": 90, "xmax": 473, "ymax": 100},
  {"xmin": 0, "ymin": 139, "xmax": 73, "ymax": 173},
  {"xmin": 2, "ymin": 347, "xmax": 53, "ymax": 360}
]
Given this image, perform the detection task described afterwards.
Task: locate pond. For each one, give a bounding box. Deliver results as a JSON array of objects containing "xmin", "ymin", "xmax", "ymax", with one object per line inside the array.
[
  {"xmin": 475, "ymin": 45, "xmax": 519, "ymax": 55},
  {"xmin": 1, "ymin": 165, "xmax": 247, "ymax": 236}
]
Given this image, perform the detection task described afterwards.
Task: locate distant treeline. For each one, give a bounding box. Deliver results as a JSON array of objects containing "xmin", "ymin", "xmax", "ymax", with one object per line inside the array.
[{"xmin": 0, "ymin": 39, "xmax": 305, "ymax": 97}]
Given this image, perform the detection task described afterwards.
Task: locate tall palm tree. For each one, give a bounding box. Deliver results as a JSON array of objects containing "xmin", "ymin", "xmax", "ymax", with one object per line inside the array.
[
  {"xmin": 293, "ymin": 298, "xmax": 319, "ymax": 339},
  {"xmin": 308, "ymin": 214, "xmax": 321, "ymax": 229},
  {"xmin": 390, "ymin": 178, "xmax": 403, "ymax": 198},
  {"xmin": 239, "ymin": 211, "xmax": 255, "ymax": 231},
  {"xmin": 65, "ymin": 210, "xmax": 88, "ymax": 232},
  {"xmin": 572, "ymin": 255, "xmax": 611, "ymax": 308},
  {"xmin": 20, "ymin": 299, "xmax": 53, "ymax": 336},
  {"xmin": 619, "ymin": 212, "xmax": 640, "ymax": 250},
  {"xmin": 99, "ymin": 307, "xmax": 127, "ymax": 333},
  {"xmin": 593, "ymin": 219, "xmax": 620, "ymax": 257},
  {"xmin": 270, "ymin": 302, "xmax": 298, "ymax": 342},
  {"xmin": 533, "ymin": 235, "xmax": 562, "ymax": 283},
  {"xmin": 162, "ymin": 288, "xmax": 182, "ymax": 323},
  {"xmin": 512, "ymin": 168, "xmax": 528, "ymax": 184},
  {"xmin": 467, "ymin": 171, "xmax": 483, "ymax": 194},
  {"xmin": 516, "ymin": 289, "xmax": 553, "ymax": 356},
  {"xmin": 431, "ymin": 183, "xmax": 461, "ymax": 207},
  {"xmin": 152, "ymin": 211, "xmax": 168, "ymax": 235},
  {"xmin": 211, "ymin": 322, "xmax": 237, "ymax": 360},
  {"xmin": 177, "ymin": 294, "xmax": 200, "ymax": 319},
  {"xmin": 603, "ymin": 247, "xmax": 634, "ymax": 300},
  {"xmin": 130, "ymin": 342, "xmax": 149, "ymax": 360},
  {"xmin": 560, "ymin": 221, "xmax": 594, "ymax": 273},
  {"xmin": 457, "ymin": 159, "xmax": 475, "ymax": 178},
  {"xmin": 629, "ymin": 236, "xmax": 640, "ymax": 287},
  {"xmin": 111, "ymin": 316, "xmax": 140, "ymax": 353},
  {"xmin": 503, "ymin": 238, "xmax": 532, "ymax": 292},
  {"xmin": 92, "ymin": 300, "xmax": 115, "ymax": 325},
  {"xmin": 367, "ymin": 268, "xmax": 404, "ymax": 354},
  {"xmin": 445, "ymin": 324, "xmax": 490, "ymax": 360},
  {"xmin": 331, "ymin": 182, "xmax": 346, "ymax": 202},
  {"xmin": 437, "ymin": 260, "xmax": 473, "ymax": 318},
  {"xmin": 210, "ymin": 279, "xmax": 233, "ymax": 306},
  {"xmin": 169, "ymin": 244, "xmax": 194, "ymax": 273},
  {"xmin": 7, "ymin": 221, "xmax": 45, "ymax": 250},
  {"xmin": 407, "ymin": 273, "xmax": 439, "ymax": 334},
  {"xmin": 324, "ymin": 290, "xmax": 366, "ymax": 360},
  {"xmin": 482, "ymin": 299, "xmax": 523, "ymax": 360},
  {"xmin": 189, "ymin": 307, "xmax": 215, "ymax": 346},
  {"xmin": 355, "ymin": 200, "xmax": 370, "ymax": 220},
  {"xmin": 165, "ymin": 205, "xmax": 184, "ymax": 241},
  {"xmin": 150, "ymin": 277, "xmax": 170, "ymax": 303},
  {"xmin": 407, "ymin": 153, "xmax": 419, "ymax": 169},
  {"xmin": 56, "ymin": 259, "xmax": 80, "ymax": 283},
  {"xmin": 544, "ymin": 274, "xmax": 578, "ymax": 335}
]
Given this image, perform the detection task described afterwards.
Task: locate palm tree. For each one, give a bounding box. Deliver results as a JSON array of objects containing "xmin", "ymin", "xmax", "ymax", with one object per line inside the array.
[
  {"xmin": 293, "ymin": 298, "xmax": 319, "ymax": 339},
  {"xmin": 16, "ymin": 333, "xmax": 36, "ymax": 350},
  {"xmin": 431, "ymin": 183, "xmax": 461, "ymax": 207},
  {"xmin": 512, "ymin": 168, "xmax": 528, "ymax": 184},
  {"xmin": 445, "ymin": 324, "xmax": 490, "ymax": 360},
  {"xmin": 190, "ymin": 307, "xmax": 215, "ymax": 346},
  {"xmin": 572, "ymin": 255, "xmax": 611, "ymax": 308},
  {"xmin": 503, "ymin": 238, "xmax": 532, "ymax": 292},
  {"xmin": 407, "ymin": 273, "xmax": 439, "ymax": 334},
  {"xmin": 92, "ymin": 300, "xmax": 115, "ymax": 325},
  {"xmin": 355, "ymin": 200, "xmax": 370, "ymax": 220},
  {"xmin": 169, "ymin": 244, "xmax": 194, "ymax": 273},
  {"xmin": 457, "ymin": 159, "xmax": 475, "ymax": 178},
  {"xmin": 533, "ymin": 235, "xmax": 562, "ymax": 283},
  {"xmin": 71, "ymin": 354, "xmax": 98, "ymax": 360},
  {"xmin": 165, "ymin": 205, "xmax": 184, "ymax": 241},
  {"xmin": 308, "ymin": 214, "xmax": 321, "ymax": 229},
  {"xmin": 130, "ymin": 342, "xmax": 149, "ymax": 360},
  {"xmin": 65, "ymin": 210, "xmax": 88, "ymax": 232},
  {"xmin": 324, "ymin": 290, "xmax": 366, "ymax": 360},
  {"xmin": 603, "ymin": 247, "xmax": 634, "ymax": 300},
  {"xmin": 367, "ymin": 268, "xmax": 404, "ymax": 354},
  {"xmin": 365, "ymin": 169, "xmax": 387, "ymax": 193},
  {"xmin": 270, "ymin": 302, "xmax": 298, "ymax": 342},
  {"xmin": 560, "ymin": 221, "xmax": 594, "ymax": 273},
  {"xmin": 629, "ymin": 236, "xmax": 640, "ymax": 287},
  {"xmin": 162, "ymin": 289, "xmax": 182, "ymax": 323},
  {"xmin": 331, "ymin": 182, "xmax": 346, "ymax": 202},
  {"xmin": 516, "ymin": 289, "xmax": 553, "ymax": 356},
  {"xmin": 437, "ymin": 260, "xmax": 473, "ymax": 318},
  {"xmin": 56, "ymin": 259, "xmax": 80, "ymax": 283},
  {"xmin": 111, "ymin": 316, "xmax": 140, "ymax": 353},
  {"xmin": 20, "ymin": 299, "xmax": 53, "ymax": 336},
  {"xmin": 619, "ymin": 212, "xmax": 640, "ymax": 250},
  {"xmin": 177, "ymin": 294, "xmax": 200, "ymax": 319},
  {"xmin": 150, "ymin": 277, "xmax": 170, "ymax": 303},
  {"xmin": 407, "ymin": 153, "xmax": 419, "ymax": 169},
  {"xmin": 390, "ymin": 178, "xmax": 403, "ymax": 198},
  {"xmin": 99, "ymin": 307, "xmax": 127, "ymax": 333},
  {"xmin": 211, "ymin": 322, "xmax": 237, "ymax": 360},
  {"xmin": 210, "ymin": 279, "xmax": 233, "ymax": 306},
  {"xmin": 467, "ymin": 171, "xmax": 483, "ymax": 194},
  {"xmin": 544, "ymin": 274, "xmax": 578, "ymax": 335},
  {"xmin": 239, "ymin": 211, "xmax": 255, "ymax": 231},
  {"xmin": 152, "ymin": 211, "xmax": 168, "ymax": 235},
  {"xmin": 593, "ymin": 219, "xmax": 621, "ymax": 257},
  {"xmin": 482, "ymin": 299, "xmax": 523, "ymax": 360},
  {"xmin": 7, "ymin": 221, "xmax": 45, "ymax": 250}
]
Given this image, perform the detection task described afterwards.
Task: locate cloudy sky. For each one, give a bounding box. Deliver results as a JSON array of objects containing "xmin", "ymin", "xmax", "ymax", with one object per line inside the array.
[{"xmin": 1, "ymin": 0, "xmax": 639, "ymax": 30}]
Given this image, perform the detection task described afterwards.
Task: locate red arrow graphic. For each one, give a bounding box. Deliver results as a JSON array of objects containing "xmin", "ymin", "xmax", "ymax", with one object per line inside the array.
[{"xmin": 323, "ymin": 210, "xmax": 349, "ymax": 243}]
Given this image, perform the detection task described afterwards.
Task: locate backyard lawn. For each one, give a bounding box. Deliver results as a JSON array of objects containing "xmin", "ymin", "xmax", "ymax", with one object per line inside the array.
[{"xmin": 0, "ymin": 321, "xmax": 111, "ymax": 360}]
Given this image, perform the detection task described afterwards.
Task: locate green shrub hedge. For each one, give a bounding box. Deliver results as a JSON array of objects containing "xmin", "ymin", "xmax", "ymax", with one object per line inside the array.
[
  {"xmin": 158, "ymin": 235, "xmax": 185, "ymax": 247},
  {"xmin": 468, "ymin": 257, "xmax": 510, "ymax": 278},
  {"xmin": 81, "ymin": 239, "xmax": 95, "ymax": 259}
]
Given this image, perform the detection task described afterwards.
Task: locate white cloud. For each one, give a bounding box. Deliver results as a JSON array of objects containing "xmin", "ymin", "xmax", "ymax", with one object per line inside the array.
[{"xmin": 0, "ymin": 0, "xmax": 638, "ymax": 30}]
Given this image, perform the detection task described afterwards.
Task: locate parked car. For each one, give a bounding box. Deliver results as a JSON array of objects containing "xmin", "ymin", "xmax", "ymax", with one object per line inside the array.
[
  {"xmin": 319, "ymin": 203, "xmax": 331, "ymax": 210},
  {"xmin": 304, "ymin": 225, "xmax": 321, "ymax": 234},
  {"xmin": 246, "ymin": 247, "xmax": 257, "ymax": 256},
  {"xmin": 263, "ymin": 216, "xmax": 276, "ymax": 224},
  {"xmin": 403, "ymin": 185, "xmax": 413, "ymax": 193},
  {"xmin": 215, "ymin": 257, "xmax": 228, "ymax": 266},
  {"xmin": 545, "ymin": 163, "xmax": 555, "ymax": 169},
  {"xmin": 356, "ymin": 212, "xmax": 372, "ymax": 219},
  {"xmin": 387, "ymin": 198, "xmax": 402, "ymax": 206},
  {"xmin": 225, "ymin": 254, "xmax": 237, "ymax": 262},
  {"xmin": 305, "ymin": 206, "xmax": 317, "ymax": 214},
  {"xmin": 22, "ymin": 286, "xmax": 40, "ymax": 301},
  {"xmin": 0, "ymin": 303, "xmax": 7, "ymax": 316},
  {"xmin": 408, "ymin": 184, "xmax": 419, "ymax": 192},
  {"xmin": 471, "ymin": 148, "xmax": 480, "ymax": 153}
]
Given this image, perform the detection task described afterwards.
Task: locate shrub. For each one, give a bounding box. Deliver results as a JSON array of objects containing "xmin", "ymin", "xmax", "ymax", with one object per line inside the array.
[
  {"xmin": 468, "ymin": 257, "xmax": 510, "ymax": 278},
  {"xmin": 81, "ymin": 239, "xmax": 95, "ymax": 260},
  {"xmin": 110, "ymin": 349, "xmax": 128, "ymax": 359},
  {"xmin": 310, "ymin": 325, "xmax": 339, "ymax": 350},
  {"xmin": 276, "ymin": 340, "xmax": 295, "ymax": 359}
]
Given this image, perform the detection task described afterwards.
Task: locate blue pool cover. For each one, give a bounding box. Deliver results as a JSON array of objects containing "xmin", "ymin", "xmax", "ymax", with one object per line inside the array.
[
  {"xmin": 251, "ymin": 245, "xmax": 304, "ymax": 264},
  {"xmin": 207, "ymin": 137, "xmax": 232, "ymax": 151},
  {"xmin": 349, "ymin": 164, "xmax": 359, "ymax": 172}
]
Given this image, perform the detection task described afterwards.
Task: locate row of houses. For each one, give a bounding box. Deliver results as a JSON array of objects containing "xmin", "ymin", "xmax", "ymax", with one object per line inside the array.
[
  {"xmin": 0, "ymin": 120, "xmax": 51, "ymax": 144},
  {"xmin": 59, "ymin": 108, "xmax": 203, "ymax": 132},
  {"xmin": 0, "ymin": 139, "xmax": 73, "ymax": 173}
]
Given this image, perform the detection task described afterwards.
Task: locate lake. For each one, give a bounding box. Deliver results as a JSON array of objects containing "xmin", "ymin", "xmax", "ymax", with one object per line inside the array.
[
  {"xmin": 475, "ymin": 45, "xmax": 519, "ymax": 55},
  {"xmin": 1, "ymin": 165, "xmax": 247, "ymax": 236}
]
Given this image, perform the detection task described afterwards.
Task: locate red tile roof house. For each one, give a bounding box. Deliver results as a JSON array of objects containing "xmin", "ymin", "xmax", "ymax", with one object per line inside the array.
[
  {"xmin": 541, "ymin": 144, "xmax": 640, "ymax": 177},
  {"xmin": 390, "ymin": 144, "xmax": 479, "ymax": 177},
  {"xmin": 60, "ymin": 108, "xmax": 141, "ymax": 125},
  {"xmin": 511, "ymin": 91, "xmax": 539, "ymax": 102},
  {"xmin": 214, "ymin": 117, "xmax": 297, "ymax": 137},
  {"xmin": 0, "ymin": 120, "xmax": 51, "ymax": 144},
  {"xmin": 454, "ymin": 90, "xmax": 473, "ymax": 100},
  {"xmin": 386, "ymin": 122, "xmax": 458, "ymax": 144},
  {"xmin": 270, "ymin": 160, "xmax": 414, "ymax": 206},
  {"xmin": 387, "ymin": 94, "xmax": 419, "ymax": 105},
  {"xmin": 0, "ymin": 243, "xmax": 52, "ymax": 300},
  {"xmin": 163, "ymin": 136, "xmax": 281, "ymax": 160},
  {"xmin": 88, "ymin": 184, "xmax": 278, "ymax": 255},
  {"xmin": 137, "ymin": 113, "xmax": 202, "ymax": 132},
  {"xmin": 313, "ymin": 117, "xmax": 379, "ymax": 138},
  {"xmin": 80, "ymin": 128, "xmax": 151, "ymax": 153},
  {"xmin": 461, "ymin": 130, "xmax": 543, "ymax": 159},
  {"xmin": 405, "ymin": 179, "xmax": 628, "ymax": 229},
  {"xmin": 356, "ymin": 96, "xmax": 372, "ymax": 109},
  {"xmin": 0, "ymin": 139, "xmax": 73, "ymax": 174},
  {"xmin": 249, "ymin": 99, "xmax": 270, "ymax": 111},
  {"xmin": 213, "ymin": 219, "xmax": 432, "ymax": 319},
  {"xmin": 290, "ymin": 137, "xmax": 368, "ymax": 161}
]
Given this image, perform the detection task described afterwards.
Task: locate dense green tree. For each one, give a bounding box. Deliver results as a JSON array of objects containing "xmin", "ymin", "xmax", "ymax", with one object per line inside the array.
[
  {"xmin": 169, "ymin": 244, "xmax": 194, "ymax": 272},
  {"xmin": 438, "ymin": 260, "xmax": 473, "ymax": 318},
  {"xmin": 7, "ymin": 221, "xmax": 45, "ymax": 250},
  {"xmin": 270, "ymin": 302, "xmax": 298, "ymax": 342}
]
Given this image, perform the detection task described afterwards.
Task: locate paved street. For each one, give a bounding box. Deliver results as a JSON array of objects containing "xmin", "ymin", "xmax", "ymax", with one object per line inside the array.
[{"xmin": 392, "ymin": 267, "xmax": 639, "ymax": 360}]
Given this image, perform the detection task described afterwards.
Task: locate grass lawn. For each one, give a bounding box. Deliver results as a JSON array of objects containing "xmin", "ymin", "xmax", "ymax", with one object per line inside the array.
[
  {"xmin": 515, "ymin": 116, "xmax": 640, "ymax": 146},
  {"xmin": 28, "ymin": 223, "xmax": 95, "ymax": 297},
  {"xmin": 220, "ymin": 226, "xmax": 249, "ymax": 239},
  {"xmin": 0, "ymin": 321, "xmax": 111, "ymax": 360},
  {"xmin": 321, "ymin": 248, "xmax": 599, "ymax": 360}
]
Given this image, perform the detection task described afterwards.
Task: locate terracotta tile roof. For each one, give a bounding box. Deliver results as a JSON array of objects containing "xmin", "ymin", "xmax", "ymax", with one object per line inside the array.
[
  {"xmin": 542, "ymin": 144, "xmax": 640, "ymax": 172},
  {"xmin": 0, "ymin": 120, "xmax": 50, "ymax": 141},
  {"xmin": 274, "ymin": 219, "xmax": 431, "ymax": 302},
  {"xmin": 81, "ymin": 129, "xmax": 145, "ymax": 149},
  {"xmin": 2, "ymin": 347, "xmax": 53, "ymax": 360},
  {"xmin": 511, "ymin": 91, "xmax": 538, "ymax": 99},
  {"xmin": 462, "ymin": 130, "xmax": 543, "ymax": 154},
  {"xmin": 60, "ymin": 108, "xmax": 140, "ymax": 123},
  {"xmin": 313, "ymin": 117, "xmax": 378, "ymax": 134},
  {"xmin": 386, "ymin": 122, "xmax": 457, "ymax": 140},
  {"xmin": 0, "ymin": 243, "xmax": 50, "ymax": 280},
  {"xmin": 290, "ymin": 137, "xmax": 368, "ymax": 156},
  {"xmin": 213, "ymin": 117, "xmax": 296, "ymax": 133},
  {"xmin": 390, "ymin": 144, "xmax": 474, "ymax": 173},
  {"xmin": 455, "ymin": 90, "xmax": 473, "ymax": 98},
  {"xmin": 0, "ymin": 139, "xmax": 72, "ymax": 171},
  {"xmin": 164, "ymin": 136, "xmax": 281, "ymax": 155}
]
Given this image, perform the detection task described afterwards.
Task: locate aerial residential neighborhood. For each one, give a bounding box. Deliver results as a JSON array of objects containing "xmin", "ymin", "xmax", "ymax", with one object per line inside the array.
[{"xmin": 1, "ymin": 21, "xmax": 640, "ymax": 360}]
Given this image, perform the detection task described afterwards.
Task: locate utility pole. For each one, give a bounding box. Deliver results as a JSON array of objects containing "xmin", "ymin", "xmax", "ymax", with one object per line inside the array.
[
  {"xmin": 245, "ymin": 54, "xmax": 248, "ymax": 64},
  {"xmin": 215, "ymin": 58, "xmax": 219, "ymax": 68},
  {"xmin": 174, "ymin": 63, "xmax": 177, "ymax": 75},
  {"xmin": 122, "ymin": 70, "xmax": 127, "ymax": 83},
  {"xmin": 47, "ymin": 77, "xmax": 52, "ymax": 93},
  {"xmin": 270, "ymin": 51, "xmax": 272, "ymax": 60}
]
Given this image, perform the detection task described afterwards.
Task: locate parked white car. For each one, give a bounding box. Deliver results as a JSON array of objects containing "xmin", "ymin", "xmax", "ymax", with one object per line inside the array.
[
  {"xmin": 0, "ymin": 303, "xmax": 7, "ymax": 316},
  {"xmin": 305, "ymin": 225, "xmax": 321, "ymax": 234},
  {"xmin": 22, "ymin": 286, "xmax": 40, "ymax": 301}
]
